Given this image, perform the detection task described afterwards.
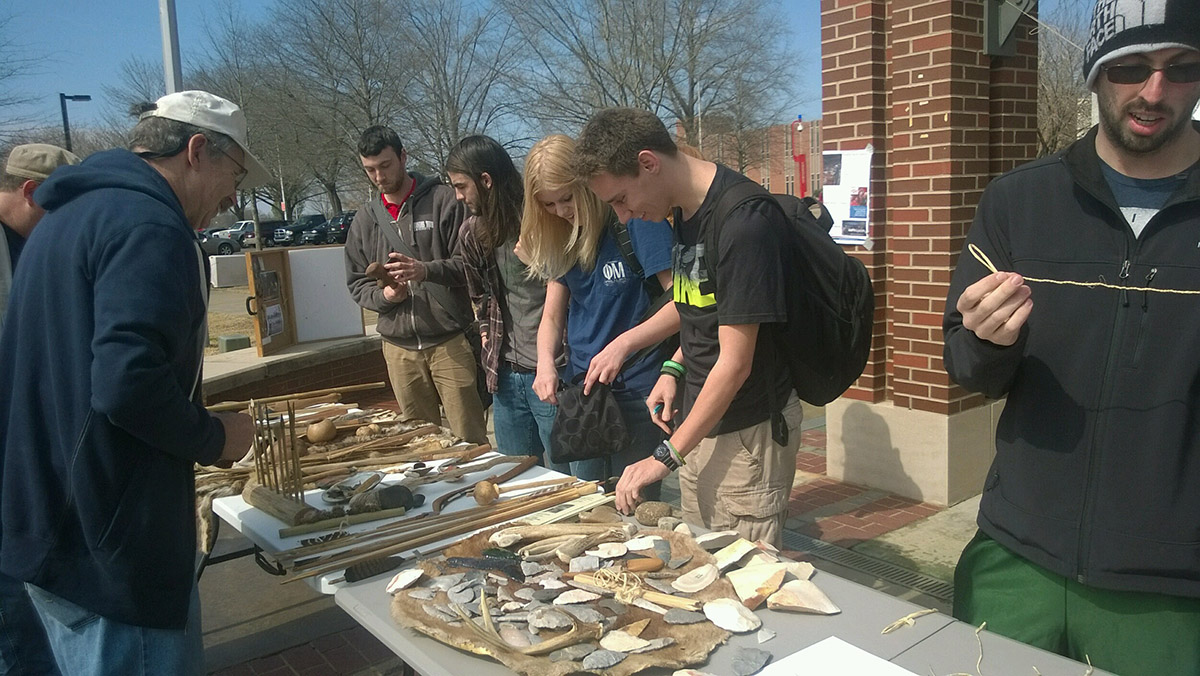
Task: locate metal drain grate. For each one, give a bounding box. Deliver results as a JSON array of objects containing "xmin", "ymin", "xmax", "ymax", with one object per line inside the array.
[{"xmin": 782, "ymin": 531, "xmax": 955, "ymax": 602}]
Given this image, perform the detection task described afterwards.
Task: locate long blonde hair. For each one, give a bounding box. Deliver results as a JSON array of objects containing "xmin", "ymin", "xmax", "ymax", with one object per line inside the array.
[{"xmin": 520, "ymin": 134, "xmax": 613, "ymax": 280}]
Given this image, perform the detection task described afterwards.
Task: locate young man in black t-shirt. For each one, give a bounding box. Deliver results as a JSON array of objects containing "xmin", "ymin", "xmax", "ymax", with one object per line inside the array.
[{"xmin": 574, "ymin": 108, "xmax": 803, "ymax": 547}]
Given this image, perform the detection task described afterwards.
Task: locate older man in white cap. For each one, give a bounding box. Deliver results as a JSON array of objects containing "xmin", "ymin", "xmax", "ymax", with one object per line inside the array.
[
  {"xmin": 943, "ymin": 1, "xmax": 1200, "ymax": 673},
  {"xmin": 0, "ymin": 91, "xmax": 269, "ymax": 675}
]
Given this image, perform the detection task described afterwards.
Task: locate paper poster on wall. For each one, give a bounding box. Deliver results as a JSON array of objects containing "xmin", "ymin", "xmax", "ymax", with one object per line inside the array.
[{"xmin": 821, "ymin": 149, "xmax": 873, "ymax": 245}]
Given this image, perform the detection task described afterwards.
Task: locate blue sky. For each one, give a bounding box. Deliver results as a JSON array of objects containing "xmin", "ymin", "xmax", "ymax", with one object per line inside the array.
[{"xmin": 7, "ymin": 0, "xmax": 824, "ymax": 133}]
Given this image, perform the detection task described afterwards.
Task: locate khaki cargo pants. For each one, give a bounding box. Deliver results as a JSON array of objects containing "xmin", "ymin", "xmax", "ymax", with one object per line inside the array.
[
  {"xmin": 679, "ymin": 396, "xmax": 802, "ymax": 549},
  {"xmin": 382, "ymin": 333, "xmax": 488, "ymax": 444}
]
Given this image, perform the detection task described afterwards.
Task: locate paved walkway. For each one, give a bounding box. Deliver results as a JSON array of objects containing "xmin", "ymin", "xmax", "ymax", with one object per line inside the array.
[{"xmin": 206, "ymin": 398, "xmax": 976, "ymax": 675}]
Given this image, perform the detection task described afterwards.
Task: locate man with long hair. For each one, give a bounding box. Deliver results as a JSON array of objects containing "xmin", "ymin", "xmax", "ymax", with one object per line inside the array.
[{"xmin": 446, "ymin": 135, "xmax": 557, "ymax": 463}]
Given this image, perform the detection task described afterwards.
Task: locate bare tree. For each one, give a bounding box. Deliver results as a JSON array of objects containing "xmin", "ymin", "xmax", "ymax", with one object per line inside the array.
[
  {"xmin": 500, "ymin": 0, "xmax": 795, "ymax": 143},
  {"xmin": 0, "ymin": 12, "xmax": 48, "ymax": 145},
  {"xmin": 663, "ymin": 0, "xmax": 795, "ymax": 146},
  {"xmin": 1037, "ymin": 0, "xmax": 1091, "ymax": 155},
  {"xmin": 396, "ymin": 0, "xmax": 524, "ymax": 170},
  {"xmin": 499, "ymin": 0, "xmax": 674, "ymax": 131}
]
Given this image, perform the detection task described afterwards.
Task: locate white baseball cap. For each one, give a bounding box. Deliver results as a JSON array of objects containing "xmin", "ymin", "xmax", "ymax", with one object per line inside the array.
[{"xmin": 143, "ymin": 90, "xmax": 271, "ymax": 189}]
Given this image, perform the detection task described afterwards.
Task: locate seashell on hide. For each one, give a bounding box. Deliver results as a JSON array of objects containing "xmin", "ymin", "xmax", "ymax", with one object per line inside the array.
[
  {"xmin": 625, "ymin": 535, "xmax": 663, "ymax": 551},
  {"xmin": 385, "ymin": 569, "xmax": 424, "ymax": 594},
  {"xmin": 586, "ymin": 542, "xmax": 628, "ymax": 559},
  {"xmin": 766, "ymin": 579, "xmax": 841, "ymax": 615},
  {"xmin": 725, "ymin": 564, "xmax": 789, "ymax": 610},
  {"xmin": 702, "ymin": 598, "xmax": 762, "ymax": 633},
  {"xmin": 671, "ymin": 563, "xmax": 719, "ymax": 593},
  {"xmin": 713, "ymin": 538, "xmax": 759, "ymax": 572},
  {"xmin": 674, "ymin": 522, "xmax": 694, "ymax": 537}
]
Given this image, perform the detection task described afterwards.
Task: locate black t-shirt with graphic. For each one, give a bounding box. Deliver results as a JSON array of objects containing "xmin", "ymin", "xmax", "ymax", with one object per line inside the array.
[{"xmin": 673, "ymin": 165, "xmax": 792, "ymax": 435}]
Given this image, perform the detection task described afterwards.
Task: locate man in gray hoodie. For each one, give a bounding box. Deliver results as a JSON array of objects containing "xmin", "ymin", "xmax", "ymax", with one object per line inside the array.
[{"xmin": 344, "ymin": 126, "xmax": 486, "ymax": 443}]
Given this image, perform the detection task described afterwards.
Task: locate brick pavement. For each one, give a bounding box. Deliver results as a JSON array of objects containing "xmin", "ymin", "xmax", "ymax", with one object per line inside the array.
[{"xmin": 211, "ymin": 412, "xmax": 943, "ymax": 675}]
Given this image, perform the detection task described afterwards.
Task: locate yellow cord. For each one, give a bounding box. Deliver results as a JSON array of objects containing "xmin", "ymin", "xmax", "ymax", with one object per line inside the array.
[{"xmin": 969, "ymin": 243, "xmax": 1200, "ymax": 295}]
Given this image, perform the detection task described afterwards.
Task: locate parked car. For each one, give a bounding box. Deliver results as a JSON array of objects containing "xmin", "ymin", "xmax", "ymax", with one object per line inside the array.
[
  {"xmin": 324, "ymin": 211, "xmax": 357, "ymax": 244},
  {"xmin": 299, "ymin": 221, "xmax": 334, "ymax": 245},
  {"xmin": 217, "ymin": 220, "xmax": 257, "ymax": 245},
  {"xmin": 273, "ymin": 214, "xmax": 325, "ymax": 247},
  {"xmin": 255, "ymin": 219, "xmax": 290, "ymax": 247},
  {"xmin": 199, "ymin": 231, "xmax": 242, "ymax": 256}
]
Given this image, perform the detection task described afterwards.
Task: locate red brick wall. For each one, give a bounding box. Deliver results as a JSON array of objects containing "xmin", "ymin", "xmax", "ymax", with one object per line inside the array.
[
  {"xmin": 203, "ymin": 351, "xmax": 393, "ymax": 407},
  {"xmin": 822, "ymin": 0, "xmax": 1038, "ymax": 413},
  {"xmin": 821, "ymin": 0, "xmax": 889, "ymax": 403}
]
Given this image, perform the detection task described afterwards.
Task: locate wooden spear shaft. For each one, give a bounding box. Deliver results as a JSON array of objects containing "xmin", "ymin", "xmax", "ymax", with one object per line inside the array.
[
  {"xmin": 283, "ymin": 484, "xmax": 597, "ymax": 583},
  {"xmin": 282, "ymin": 484, "xmax": 582, "ymax": 568},
  {"xmin": 272, "ymin": 482, "xmax": 581, "ymax": 566},
  {"xmin": 207, "ymin": 382, "xmax": 387, "ymax": 412}
]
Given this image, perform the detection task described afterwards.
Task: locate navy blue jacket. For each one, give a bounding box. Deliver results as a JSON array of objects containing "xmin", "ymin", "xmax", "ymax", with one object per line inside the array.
[{"xmin": 0, "ymin": 149, "xmax": 225, "ymax": 629}]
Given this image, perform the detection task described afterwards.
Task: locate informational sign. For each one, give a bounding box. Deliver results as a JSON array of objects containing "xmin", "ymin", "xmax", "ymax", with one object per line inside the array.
[{"xmin": 821, "ymin": 149, "xmax": 874, "ymax": 246}]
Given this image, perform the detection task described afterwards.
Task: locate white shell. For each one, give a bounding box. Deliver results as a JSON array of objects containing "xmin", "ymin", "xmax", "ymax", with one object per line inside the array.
[
  {"xmin": 766, "ymin": 579, "xmax": 841, "ymax": 615},
  {"xmin": 600, "ymin": 630, "xmax": 651, "ymax": 653},
  {"xmin": 625, "ymin": 535, "xmax": 663, "ymax": 551},
  {"xmin": 586, "ymin": 542, "xmax": 628, "ymax": 559},
  {"xmin": 674, "ymin": 522, "xmax": 694, "ymax": 537},
  {"xmin": 713, "ymin": 538, "xmax": 759, "ymax": 571},
  {"xmin": 385, "ymin": 569, "xmax": 424, "ymax": 594},
  {"xmin": 671, "ymin": 563, "xmax": 719, "ymax": 593},
  {"xmin": 694, "ymin": 530, "xmax": 739, "ymax": 551},
  {"xmin": 702, "ymin": 597, "xmax": 762, "ymax": 633},
  {"xmin": 553, "ymin": 589, "xmax": 601, "ymax": 605},
  {"xmin": 725, "ymin": 563, "xmax": 788, "ymax": 609}
]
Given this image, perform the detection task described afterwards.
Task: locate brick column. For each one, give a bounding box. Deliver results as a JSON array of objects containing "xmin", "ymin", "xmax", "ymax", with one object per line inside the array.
[{"xmin": 821, "ymin": 0, "xmax": 1038, "ymax": 504}]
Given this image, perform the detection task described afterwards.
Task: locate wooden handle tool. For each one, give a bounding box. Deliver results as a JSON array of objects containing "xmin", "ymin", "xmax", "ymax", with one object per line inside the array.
[{"xmin": 473, "ymin": 477, "xmax": 577, "ymax": 505}]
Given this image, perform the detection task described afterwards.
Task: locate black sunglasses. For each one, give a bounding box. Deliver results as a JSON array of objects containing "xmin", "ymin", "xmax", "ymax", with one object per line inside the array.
[{"xmin": 1103, "ymin": 62, "xmax": 1200, "ymax": 85}]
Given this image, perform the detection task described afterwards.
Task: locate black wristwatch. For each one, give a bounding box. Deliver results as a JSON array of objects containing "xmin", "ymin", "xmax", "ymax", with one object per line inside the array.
[{"xmin": 652, "ymin": 441, "xmax": 680, "ymax": 471}]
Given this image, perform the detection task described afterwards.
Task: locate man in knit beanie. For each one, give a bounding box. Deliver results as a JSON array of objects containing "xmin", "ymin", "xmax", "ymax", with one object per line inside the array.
[{"xmin": 942, "ymin": 0, "xmax": 1200, "ymax": 673}]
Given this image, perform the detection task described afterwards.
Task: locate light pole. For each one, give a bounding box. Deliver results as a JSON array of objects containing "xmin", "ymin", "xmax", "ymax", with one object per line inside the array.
[
  {"xmin": 59, "ymin": 93, "xmax": 92, "ymax": 152},
  {"xmin": 790, "ymin": 115, "xmax": 808, "ymax": 198}
]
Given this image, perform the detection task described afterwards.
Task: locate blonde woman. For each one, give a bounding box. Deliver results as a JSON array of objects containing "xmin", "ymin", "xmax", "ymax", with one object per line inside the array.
[{"xmin": 522, "ymin": 134, "xmax": 679, "ymax": 487}]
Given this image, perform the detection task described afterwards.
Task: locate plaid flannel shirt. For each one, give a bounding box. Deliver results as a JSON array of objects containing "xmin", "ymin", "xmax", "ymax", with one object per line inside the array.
[{"xmin": 457, "ymin": 217, "xmax": 505, "ymax": 393}]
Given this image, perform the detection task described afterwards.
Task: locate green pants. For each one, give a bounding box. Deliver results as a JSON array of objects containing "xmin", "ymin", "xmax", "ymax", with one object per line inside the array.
[{"xmin": 954, "ymin": 532, "xmax": 1200, "ymax": 676}]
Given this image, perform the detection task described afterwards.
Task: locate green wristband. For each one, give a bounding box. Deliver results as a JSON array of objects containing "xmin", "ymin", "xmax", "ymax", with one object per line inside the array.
[{"xmin": 664, "ymin": 439, "xmax": 685, "ymax": 467}]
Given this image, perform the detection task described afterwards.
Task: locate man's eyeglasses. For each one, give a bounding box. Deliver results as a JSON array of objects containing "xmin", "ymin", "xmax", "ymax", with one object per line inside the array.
[
  {"xmin": 1103, "ymin": 62, "xmax": 1200, "ymax": 85},
  {"xmin": 211, "ymin": 144, "xmax": 248, "ymax": 184}
]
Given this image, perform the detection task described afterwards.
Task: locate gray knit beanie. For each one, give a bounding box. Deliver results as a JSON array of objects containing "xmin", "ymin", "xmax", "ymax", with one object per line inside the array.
[{"xmin": 1082, "ymin": 0, "xmax": 1200, "ymax": 89}]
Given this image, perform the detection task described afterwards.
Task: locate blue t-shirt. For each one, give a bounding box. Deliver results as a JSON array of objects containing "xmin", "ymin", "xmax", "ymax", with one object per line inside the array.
[{"xmin": 560, "ymin": 218, "xmax": 673, "ymax": 397}]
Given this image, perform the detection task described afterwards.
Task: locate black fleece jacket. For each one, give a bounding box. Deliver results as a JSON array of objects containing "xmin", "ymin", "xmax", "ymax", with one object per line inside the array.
[{"xmin": 944, "ymin": 123, "xmax": 1200, "ymax": 598}]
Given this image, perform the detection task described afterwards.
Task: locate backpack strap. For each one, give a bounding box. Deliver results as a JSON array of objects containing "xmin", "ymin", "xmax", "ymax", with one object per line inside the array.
[
  {"xmin": 611, "ymin": 220, "xmax": 663, "ymax": 301},
  {"xmin": 609, "ymin": 220, "xmax": 675, "ymax": 377},
  {"xmin": 702, "ymin": 178, "xmax": 791, "ymax": 446}
]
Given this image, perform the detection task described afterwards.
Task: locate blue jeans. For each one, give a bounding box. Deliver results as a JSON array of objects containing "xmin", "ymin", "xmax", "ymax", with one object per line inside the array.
[
  {"xmin": 570, "ymin": 392, "xmax": 664, "ymax": 500},
  {"xmin": 0, "ymin": 571, "xmax": 59, "ymax": 675},
  {"xmin": 492, "ymin": 364, "xmax": 567, "ymax": 472},
  {"xmin": 26, "ymin": 582, "xmax": 203, "ymax": 676}
]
